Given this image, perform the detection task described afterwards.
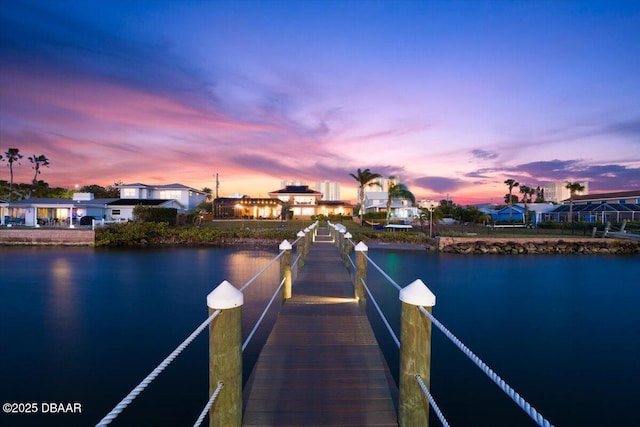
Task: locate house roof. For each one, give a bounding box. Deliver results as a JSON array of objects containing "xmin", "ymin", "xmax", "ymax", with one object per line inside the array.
[
  {"xmin": 318, "ymin": 200, "xmax": 353, "ymax": 207},
  {"xmin": 269, "ymin": 185, "xmax": 322, "ymax": 195},
  {"xmin": 120, "ymin": 182, "xmax": 206, "ymax": 194},
  {"xmin": 7, "ymin": 198, "xmax": 119, "ymax": 208},
  {"xmin": 564, "ymin": 190, "xmax": 640, "ymax": 203}
]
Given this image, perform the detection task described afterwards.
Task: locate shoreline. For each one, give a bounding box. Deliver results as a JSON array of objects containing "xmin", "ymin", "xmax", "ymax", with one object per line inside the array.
[{"xmin": 1, "ymin": 228, "xmax": 638, "ymax": 254}]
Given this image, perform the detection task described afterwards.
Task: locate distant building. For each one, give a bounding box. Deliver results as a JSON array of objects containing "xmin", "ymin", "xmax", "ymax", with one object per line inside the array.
[
  {"xmin": 315, "ymin": 180, "xmax": 340, "ymax": 201},
  {"xmin": 542, "ymin": 181, "xmax": 589, "ymax": 203}
]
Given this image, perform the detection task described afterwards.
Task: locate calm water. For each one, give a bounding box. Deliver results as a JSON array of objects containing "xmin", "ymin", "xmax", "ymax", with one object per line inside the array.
[{"xmin": 0, "ymin": 246, "xmax": 638, "ymax": 427}]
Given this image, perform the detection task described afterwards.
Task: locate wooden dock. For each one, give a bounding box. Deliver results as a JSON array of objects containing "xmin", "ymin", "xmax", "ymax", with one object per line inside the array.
[{"xmin": 242, "ymin": 228, "xmax": 398, "ymax": 426}]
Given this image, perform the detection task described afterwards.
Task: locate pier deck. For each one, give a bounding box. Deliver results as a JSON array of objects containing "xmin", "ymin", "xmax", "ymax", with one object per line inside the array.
[{"xmin": 242, "ymin": 228, "xmax": 398, "ymax": 426}]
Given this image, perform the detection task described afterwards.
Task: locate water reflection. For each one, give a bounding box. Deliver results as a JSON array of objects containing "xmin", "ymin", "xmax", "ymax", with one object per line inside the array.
[{"xmin": 49, "ymin": 257, "xmax": 76, "ymax": 327}]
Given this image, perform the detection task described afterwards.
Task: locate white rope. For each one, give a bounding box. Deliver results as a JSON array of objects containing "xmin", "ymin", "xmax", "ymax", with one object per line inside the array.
[
  {"xmin": 418, "ymin": 306, "xmax": 554, "ymax": 427},
  {"xmin": 239, "ymin": 251, "xmax": 284, "ymax": 292},
  {"xmin": 242, "ymin": 277, "xmax": 285, "ymax": 352},
  {"xmin": 96, "ymin": 309, "xmax": 222, "ymax": 426},
  {"xmin": 192, "ymin": 381, "xmax": 224, "ymax": 427},
  {"xmin": 416, "ymin": 375, "xmax": 450, "ymax": 427},
  {"xmin": 364, "ymin": 252, "xmax": 403, "ymax": 291},
  {"xmin": 362, "ymin": 278, "xmax": 400, "ymax": 349}
]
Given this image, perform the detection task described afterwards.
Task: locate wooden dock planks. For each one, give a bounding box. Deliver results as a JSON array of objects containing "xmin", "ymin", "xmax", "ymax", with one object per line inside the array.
[{"xmin": 243, "ymin": 229, "xmax": 398, "ymax": 426}]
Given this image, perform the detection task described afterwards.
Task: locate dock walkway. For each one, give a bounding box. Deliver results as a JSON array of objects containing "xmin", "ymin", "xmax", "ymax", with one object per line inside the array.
[{"xmin": 242, "ymin": 228, "xmax": 398, "ymax": 426}]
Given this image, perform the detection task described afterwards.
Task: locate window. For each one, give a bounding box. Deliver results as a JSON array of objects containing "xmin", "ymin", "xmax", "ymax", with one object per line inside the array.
[
  {"xmin": 112, "ymin": 210, "xmax": 121, "ymax": 216},
  {"xmin": 122, "ymin": 188, "xmax": 137, "ymax": 197},
  {"xmin": 159, "ymin": 190, "xmax": 182, "ymax": 200}
]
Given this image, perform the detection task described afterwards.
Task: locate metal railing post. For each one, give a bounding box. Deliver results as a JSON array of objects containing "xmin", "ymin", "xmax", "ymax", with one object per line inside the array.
[
  {"xmin": 354, "ymin": 241, "xmax": 368, "ymax": 308},
  {"xmin": 398, "ymin": 279, "xmax": 436, "ymax": 427},
  {"xmin": 207, "ymin": 281, "xmax": 243, "ymax": 427},
  {"xmin": 279, "ymin": 240, "xmax": 293, "ymax": 301}
]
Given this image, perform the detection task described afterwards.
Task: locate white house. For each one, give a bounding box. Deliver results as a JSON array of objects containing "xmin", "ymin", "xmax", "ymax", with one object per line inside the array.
[
  {"xmin": 4, "ymin": 192, "xmax": 185, "ymax": 226},
  {"xmin": 118, "ymin": 183, "xmax": 208, "ymax": 212},
  {"xmin": 363, "ymin": 191, "xmax": 418, "ymax": 221},
  {"xmin": 0, "ymin": 199, "xmax": 8, "ymax": 226}
]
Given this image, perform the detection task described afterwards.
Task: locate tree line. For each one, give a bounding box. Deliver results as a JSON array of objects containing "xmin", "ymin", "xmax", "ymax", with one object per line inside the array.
[{"xmin": 1, "ymin": 147, "xmax": 121, "ymax": 201}]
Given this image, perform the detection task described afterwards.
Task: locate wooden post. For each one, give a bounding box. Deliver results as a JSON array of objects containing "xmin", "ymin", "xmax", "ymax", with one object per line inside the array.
[
  {"xmin": 343, "ymin": 232, "xmax": 353, "ymax": 269},
  {"xmin": 207, "ymin": 281, "xmax": 243, "ymax": 427},
  {"xmin": 303, "ymin": 227, "xmax": 311, "ymax": 257},
  {"xmin": 279, "ymin": 240, "xmax": 293, "ymax": 301},
  {"xmin": 296, "ymin": 231, "xmax": 306, "ymax": 268},
  {"xmin": 354, "ymin": 242, "xmax": 368, "ymax": 308},
  {"xmin": 398, "ymin": 279, "xmax": 436, "ymax": 427}
]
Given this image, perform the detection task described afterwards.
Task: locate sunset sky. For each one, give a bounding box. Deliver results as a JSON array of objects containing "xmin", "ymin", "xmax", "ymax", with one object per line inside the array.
[{"xmin": 1, "ymin": 0, "xmax": 639, "ymax": 204}]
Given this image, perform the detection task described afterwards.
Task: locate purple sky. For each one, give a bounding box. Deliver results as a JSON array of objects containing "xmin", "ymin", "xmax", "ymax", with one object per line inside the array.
[{"xmin": 1, "ymin": 0, "xmax": 639, "ymax": 204}]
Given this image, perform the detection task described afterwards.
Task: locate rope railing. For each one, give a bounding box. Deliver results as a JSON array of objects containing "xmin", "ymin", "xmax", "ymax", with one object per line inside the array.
[
  {"xmin": 416, "ymin": 375, "xmax": 450, "ymax": 427},
  {"xmin": 95, "ymin": 309, "xmax": 222, "ymax": 426},
  {"xmin": 239, "ymin": 250, "xmax": 284, "ymax": 292},
  {"xmin": 96, "ymin": 229, "xmax": 313, "ymax": 427},
  {"xmin": 417, "ymin": 306, "xmax": 555, "ymax": 427},
  {"xmin": 361, "ymin": 277, "xmax": 400, "ymax": 348},
  {"xmin": 363, "ymin": 251, "xmax": 403, "ymax": 291},
  {"xmin": 192, "ymin": 381, "xmax": 224, "ymax": 427},
  {"xmin": 242, "ymin": 276, "xmax": 286, "ymax": 352}
]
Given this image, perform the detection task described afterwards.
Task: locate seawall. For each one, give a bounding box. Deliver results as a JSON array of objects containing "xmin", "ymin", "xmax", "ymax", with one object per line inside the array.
[
  {"xmin": 0, "ymin": 228, "xmax": 95, "ymax": 246},
  {"xmin": 438, "ymin": 237, "xmax": 640, "ymax": 254}
]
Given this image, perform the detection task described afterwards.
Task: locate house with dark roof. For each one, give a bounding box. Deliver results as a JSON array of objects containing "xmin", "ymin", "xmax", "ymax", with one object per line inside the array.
[
  {"xmin": 548, "ymin": 190, "xmax": 640, "ymax": 223},
  {"xmin": 214, "ymin": 196, "xmax": 284, "ymax": 219},
  {"xmin": 267, "ymin": 185, "xmax": 353, "ymax": 219},
  {"xmin": 117, "ymin": 182, "xmax": 208, "ymax": 212}
]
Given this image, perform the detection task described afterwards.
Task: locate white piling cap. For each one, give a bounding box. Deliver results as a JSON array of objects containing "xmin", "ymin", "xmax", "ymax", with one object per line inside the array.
[
  {"xmin": 297, "ymin": 231, "xmax": 306, "ymax": 237},
  {"xmin": 399, "ymin": 279, "xmax": 436, "ymax": 307},
  {"xmin": 207, "ymin": 280, "xmax": 243, "ymax": 309},
  {"xmin": 355, "ymin": 241, "xmax": 368, "ymax": 252},
  {"xmin": 344, "ymin": 232, "xmax": 352, "ymax": 239},
  {"xmin": 279, "ymin": 240, "xmax": 292, "ymax": 250}
]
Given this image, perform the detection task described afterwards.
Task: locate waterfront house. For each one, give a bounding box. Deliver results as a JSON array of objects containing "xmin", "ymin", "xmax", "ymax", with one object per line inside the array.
[
  {"xmin": 362, "ymin": 191, "xmax": 418, "ymax": 221},
  {"xmin": 5, "ymin": 193, "xmax": 117, "ymax": 226},
  {"xmin": 117, "ymin": 183, "xmax": 207, "ymax": 212},
  {"xmin": 0, "ymin": 199, "xmax": 8, "ymax": 226},
  {"xmin": 264, "ymin": 185, "xmax": 354, "ymax": 219},
  {"xmin": 268, "ymin": 185, "xmax": 323, "ymax": 218},
  {"xmin": 4, "ymin": 192, "xmax": 184, "ymax": 226},
  {"xmin": 546, "ymin": 190, "xmax": 640, "ymax": 223},
  {"xmin": 214, "ymin": 196, "xmax": 284, "ymax": 219},
  {"xmin": 105, "ymin": 199, "xmax": 183, "ymax": 222},
  {"xmin": 492, "ymin": 205, "xmax": 526, "ymax": 223}
]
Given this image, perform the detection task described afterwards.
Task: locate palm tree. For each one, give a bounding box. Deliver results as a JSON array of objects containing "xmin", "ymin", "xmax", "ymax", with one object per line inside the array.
[
  {"xmin": 386, "ymin": 183, "xmax": 415, "ymax": 223},
  {"xmin": 519, "ymin": 185, "xmax": 536, "ymax": 224},
  {"xmin": 349, "ymin": 168, "xmax": 382, "ymax": 224},
  {"xmin": 29, "ymin": 154, "xmax": 50, "ymax": 185},
  {"xmin": 4, "ymin": 148, "xmax": 23, "ymax": 201},
  {"xmin": 565, "ymin": 181, "xmax": 585, "ymax": 223},
  {"xmin": 504, "ymin": 179, "xmax": 519, "ymax": 221}
]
